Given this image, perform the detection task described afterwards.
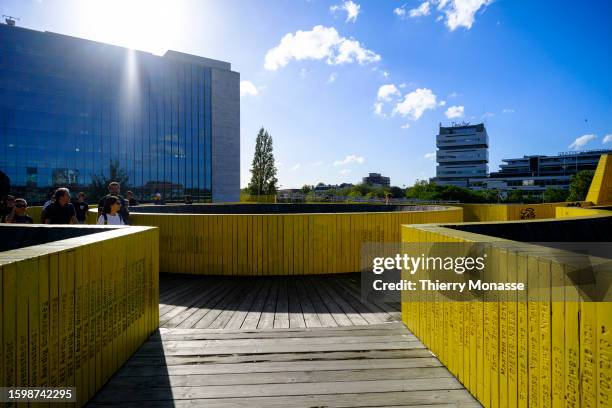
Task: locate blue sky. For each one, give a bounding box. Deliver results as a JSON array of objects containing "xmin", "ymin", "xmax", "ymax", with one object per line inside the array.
[{"xmin": 2, "ymin": 0, "xmax": 611, "ymax": 188}]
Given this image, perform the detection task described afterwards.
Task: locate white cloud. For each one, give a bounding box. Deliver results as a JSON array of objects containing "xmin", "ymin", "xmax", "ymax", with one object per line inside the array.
[
  {"xmin": 393, "ymin": 88, "xmax": 438, "ymax": 120},
  {"xmin": 334, "ymin": 155, "xmax": 365, "ymax": 166},
  {"xmin": 443, "ymin": 0, "xmax": 493, "ymax": 31},
  {"xmin": 310, "ymin": 161, "xmax": 324, "ymax": 166},
  {"xmin": 240, "ymin": 80, "xmax": 259, "ymax": 97},
  {"xmin": 299, "ymin": 68, "xmax": 308, "ymax": 78},
  {"xmin": 393, "ymin": 7, "xmax": 406, "ymax": 17},
  {"xmin": 373, "ymin": 102, "xmax": 383, "ymax": 116},
  {"xmin": 264, "ymin": 25, "xmax": 380, "ymax": 70},
  {"xmin": 410, "ymin": 2, "xmax": 431, "ymax": 17},
  {"xmin": 438, "ymin": 100, "xmax": 447, "ymax": 107},
  {"xmin": 290, "ymin": 163, "xmax": 302, "ymax": 171},
  {"xmin": 339, "ymin": 168, "xmax": 351, "ymax": 175},
  {"xmin": 401, "ymin": 123, "xmax": 411, "ymax": 129},
  {"xmin": 448, "ymin": 91, "xmax": 458, "ymax": 98},
  {"xmin": 330, "ymin": 0, "xmax": 361, "ymax": 23},
  {"xmin": 399, "ymin": 83, "xmax": 407, "ymax": 89},
  {"xmin": 502, "ymin": 108, "xmax": 515, "ymax": 114},
  {"xmin": 481, "ymin": 112, "xmax": 494, "ymax": 118},
  {"xmin": 569, "ymin": 134, "xmax": 596, "ymax": 150},
  {"xmin": 327, "ymin": 72, "xmax": 338, "ymax": 83},
  {"xmin": 374, "ymin": 84, "xmax": 402, "ymax": 116},
  {"xmin": 445, "ymin": 105, "xmax": 465, "ymax": 119},
  {"xmin": 603, "ymin": 134, "xmax": 612, "ymax": 144},
  {"xmin": 382, "ymin": 70, "xmax": 390, "ymax": 79},
  {"xmin": 399, "ymin": 0, "xmax": 492, "ymax": 31},
  {"xmin": 377, "ymin": 84, "xmax": 400, "ymax": 101},
  {"xmin": 424, "ymin": 152, "xmax": 436, "ymax": 160}
]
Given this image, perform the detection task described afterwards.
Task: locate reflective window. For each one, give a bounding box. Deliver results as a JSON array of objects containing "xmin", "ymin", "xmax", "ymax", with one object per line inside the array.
[{"xmin": 0, "ymin": 25, "xmax": 213, "ymax": 202}]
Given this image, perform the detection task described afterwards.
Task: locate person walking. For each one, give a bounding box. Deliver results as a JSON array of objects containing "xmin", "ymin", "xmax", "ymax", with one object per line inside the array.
[
  {"xmin": 73, "ymin": 192, "xmax": 89, "ymax": 224},
  {"xmin": 126, "ymin": 190, "xmax": 139, "ymax": 206},
  {"xmin": 98, "ymin": 182, "xmax": 130, "ymax": 224},
  {"xmin": 97, "ymin": 196, "xmax": 125, "ymax": 225},
  {"xmin": 43, "ymin": 188, "xmax": 78, "ymax": 224}
]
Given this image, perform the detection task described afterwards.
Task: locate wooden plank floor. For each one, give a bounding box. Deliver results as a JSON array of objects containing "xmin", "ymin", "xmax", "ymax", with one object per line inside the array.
[
  {"xmin": 157, "ymin": 273, "xmax": 401, "ymax": 329},
  {"xmin": 88, "ymin": 274, "xmax": 480, "ymax": 407}
]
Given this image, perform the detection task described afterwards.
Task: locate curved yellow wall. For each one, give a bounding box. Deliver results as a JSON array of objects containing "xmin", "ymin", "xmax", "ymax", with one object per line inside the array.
[
  {"xmin": 458, "ymin": 202, "xmax": 590, "ymax": 222},
  {"xmin": 129, "ymin": 207, "xmax": 462, "ymax": 275},
  {"xmin": 0, "ymin": 225, "xmax": 159, "ymax": 406},
  {"xmin": 555, "ymin": 206, "xmax": 611, "ymax": 218},
  {"xmin": 401, "ymin": 222, "xmax": 611, "ymax": 408}
]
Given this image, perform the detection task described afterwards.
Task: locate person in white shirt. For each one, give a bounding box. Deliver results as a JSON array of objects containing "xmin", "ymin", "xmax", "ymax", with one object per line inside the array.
[{"xmin": 97, "ymin": 195, "xmax": 125, "ymax": 225}]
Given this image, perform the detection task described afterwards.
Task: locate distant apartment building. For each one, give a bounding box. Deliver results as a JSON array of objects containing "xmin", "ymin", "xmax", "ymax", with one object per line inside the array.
[
  {"xmin": 435, "ymin": 123, "xmax": 489, "ymax": 187},
  {"xmin": 469, "ymin": 149, "xmax": 612, "ymax": 193},
  {"xmin": 362, "ymin": 173, "xmax": 390, "ymax": 187}
]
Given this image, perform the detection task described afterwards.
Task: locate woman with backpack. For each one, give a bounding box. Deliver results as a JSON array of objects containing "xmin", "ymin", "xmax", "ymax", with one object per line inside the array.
[{"xmin": 96, "ymin": 196, "xmax": 125, "ymax": 225}]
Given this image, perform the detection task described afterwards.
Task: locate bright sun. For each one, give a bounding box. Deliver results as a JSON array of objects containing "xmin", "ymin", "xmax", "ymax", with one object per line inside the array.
[{"xmin": 75, "ymin": 0, "xmax": 183, "ymax": 55}]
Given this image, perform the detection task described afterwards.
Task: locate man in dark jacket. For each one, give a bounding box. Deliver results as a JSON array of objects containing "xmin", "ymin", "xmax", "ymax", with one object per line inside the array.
[{"xmin": 44, "ymin": 188, "xmax": 78, "ymax": 224}]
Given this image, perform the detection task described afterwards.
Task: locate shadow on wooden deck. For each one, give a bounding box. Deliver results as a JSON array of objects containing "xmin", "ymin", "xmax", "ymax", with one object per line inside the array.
[
  {"xmin": 87, "ymin": 274, "xmax": 480, "ymax": 407},
  {"xmin": 157, "ymin": 273, "xmax": 401, "ymax": 330}
]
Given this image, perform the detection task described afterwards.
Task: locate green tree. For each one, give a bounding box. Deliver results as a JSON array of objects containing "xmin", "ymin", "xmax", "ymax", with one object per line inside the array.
[
  {"xmin": 389, "ymin": 186, "xmax": 404, "ymax": 198},
  {"xmin": 567, "ymin": 170, "xmax": 594, "ymax": 201},
  {"xmin": 248, "ymin": 128, "xmax": 278, "ymax": 195},
  {"xmin": 300, "ymin": 184, "xmax": 314, "ymax": 194},
  {"xmin": 405, "ymin": 180, "xmax": 443, "ymax": 201},
  {"xmin": 542, "ymin": 187, "xmax": 569, "ymax": 203},
  {"xmin": 90, "ymin": 160, "xmax": 130, "ymax": 201}
]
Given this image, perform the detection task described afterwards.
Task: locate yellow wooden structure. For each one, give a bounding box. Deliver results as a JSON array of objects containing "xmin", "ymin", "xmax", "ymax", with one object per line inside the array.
[
  {"xmin": 239, "ymin": 193, "xmax": 276, "ymax": 203},
  {"xmin": 0, "ymin": 224, "xmax": 159, "ymax": 406},
  {"xmin": 555, "ymin": 206, "xmax": 611, "ymax": 218},
  {"xmin": 458, "ymin": 201, "xmax": 590, "ymax": 222},
  {"xmin": 126, "ymin": 206, "xmax": 462, "ymax": 275},
  {"xmin": 400, "ymin": 221, "xmax": 611, "ymax": 408},
  {"xmin": 586, "ymin": 154, "xmax": 612, "ymax": 205}
]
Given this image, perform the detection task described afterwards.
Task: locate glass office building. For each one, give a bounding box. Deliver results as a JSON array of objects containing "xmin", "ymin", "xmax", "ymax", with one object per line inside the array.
[{"xmin": 0, "ymin": 22, "xmax": 239, "ymax": 203}]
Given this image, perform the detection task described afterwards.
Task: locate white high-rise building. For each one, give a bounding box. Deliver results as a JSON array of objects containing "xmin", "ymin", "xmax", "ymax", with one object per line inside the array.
[{"xmin": 435, "ymin": 123, "xmax": 489, "ymax": 187}]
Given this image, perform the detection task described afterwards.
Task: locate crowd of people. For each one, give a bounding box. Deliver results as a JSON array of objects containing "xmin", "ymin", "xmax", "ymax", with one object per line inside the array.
[{"xmin": 0, "ymin": 182, "xmax": 134, "ymax": 226}]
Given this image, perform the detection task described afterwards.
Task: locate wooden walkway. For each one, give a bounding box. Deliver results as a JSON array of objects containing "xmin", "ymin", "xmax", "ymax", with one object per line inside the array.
[
  {"xmin": 157, "ymin": 273, "xmax": 401, "ymax": 329},
  {"xmin": 88, "ymin": 274, "xmax": 480, "ymax": 407}
]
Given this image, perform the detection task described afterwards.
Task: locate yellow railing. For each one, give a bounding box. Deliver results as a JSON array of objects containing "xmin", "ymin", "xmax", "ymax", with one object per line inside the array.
[
  {"xmin": 457, "ymin": 202, "xmax": 591, "ymax": 222},
  {"xmin": 0, "ymin": 224, "xmax": 159, "ymax": 406},
  {"xmin": 555, "ymin": 206, "xmax": 611, "ymax": 218},
  {"xmin": 239, "ymin": 193, "xmax": 276, "ymax": 203},
  {"xmin": 128, "ymin": 206, "xmax": 462, "ymax": 275},
  {"xmin": 400, "ymin": 222, "xmax": 611, "ymax": 408}
]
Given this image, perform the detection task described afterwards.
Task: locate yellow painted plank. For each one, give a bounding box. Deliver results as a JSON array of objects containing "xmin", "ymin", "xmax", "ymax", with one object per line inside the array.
[
  {"xmin": 538, "ymin": 259, "xmax": 552, "ymax": 408},
  {"xmin": 550, "ymin": 261, "xmax": 565, "ymax": 408},
  {"xmin": 517, "ymin": 253, "xmax": 529, "ymax": 408},
  {"xmin": 581, "ymin": 301, "xmax": 598, "ymax": 407},
  {"xmin": 596, "ymin": 301, "xmax": 612, "ymax": 408},
  {"xmin": 527, "ymin": 256, "xmax": 541, "ymax": 408},
  {"xmin": 507, "ymin": 250, "xmax": 519, "ymax": 408},
  {"xmin": 2, "ymin": 262, "xmax": 17, "ymax": 390}
]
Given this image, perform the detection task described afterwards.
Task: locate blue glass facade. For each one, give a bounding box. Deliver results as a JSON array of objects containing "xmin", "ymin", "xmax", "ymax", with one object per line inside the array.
[{"xmin": 0, "ymin": 24, "xmax": 225, "ymax": 202}]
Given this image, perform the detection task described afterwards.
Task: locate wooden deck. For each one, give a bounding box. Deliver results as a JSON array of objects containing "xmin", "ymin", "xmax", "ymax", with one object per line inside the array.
[
  {"xmin": 88, "ymin": 274, "xmax": 480, "ymax": 407},
  {"xmin": 157, "ymin": 273, "xmax": 401, "ymax": 329}
]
